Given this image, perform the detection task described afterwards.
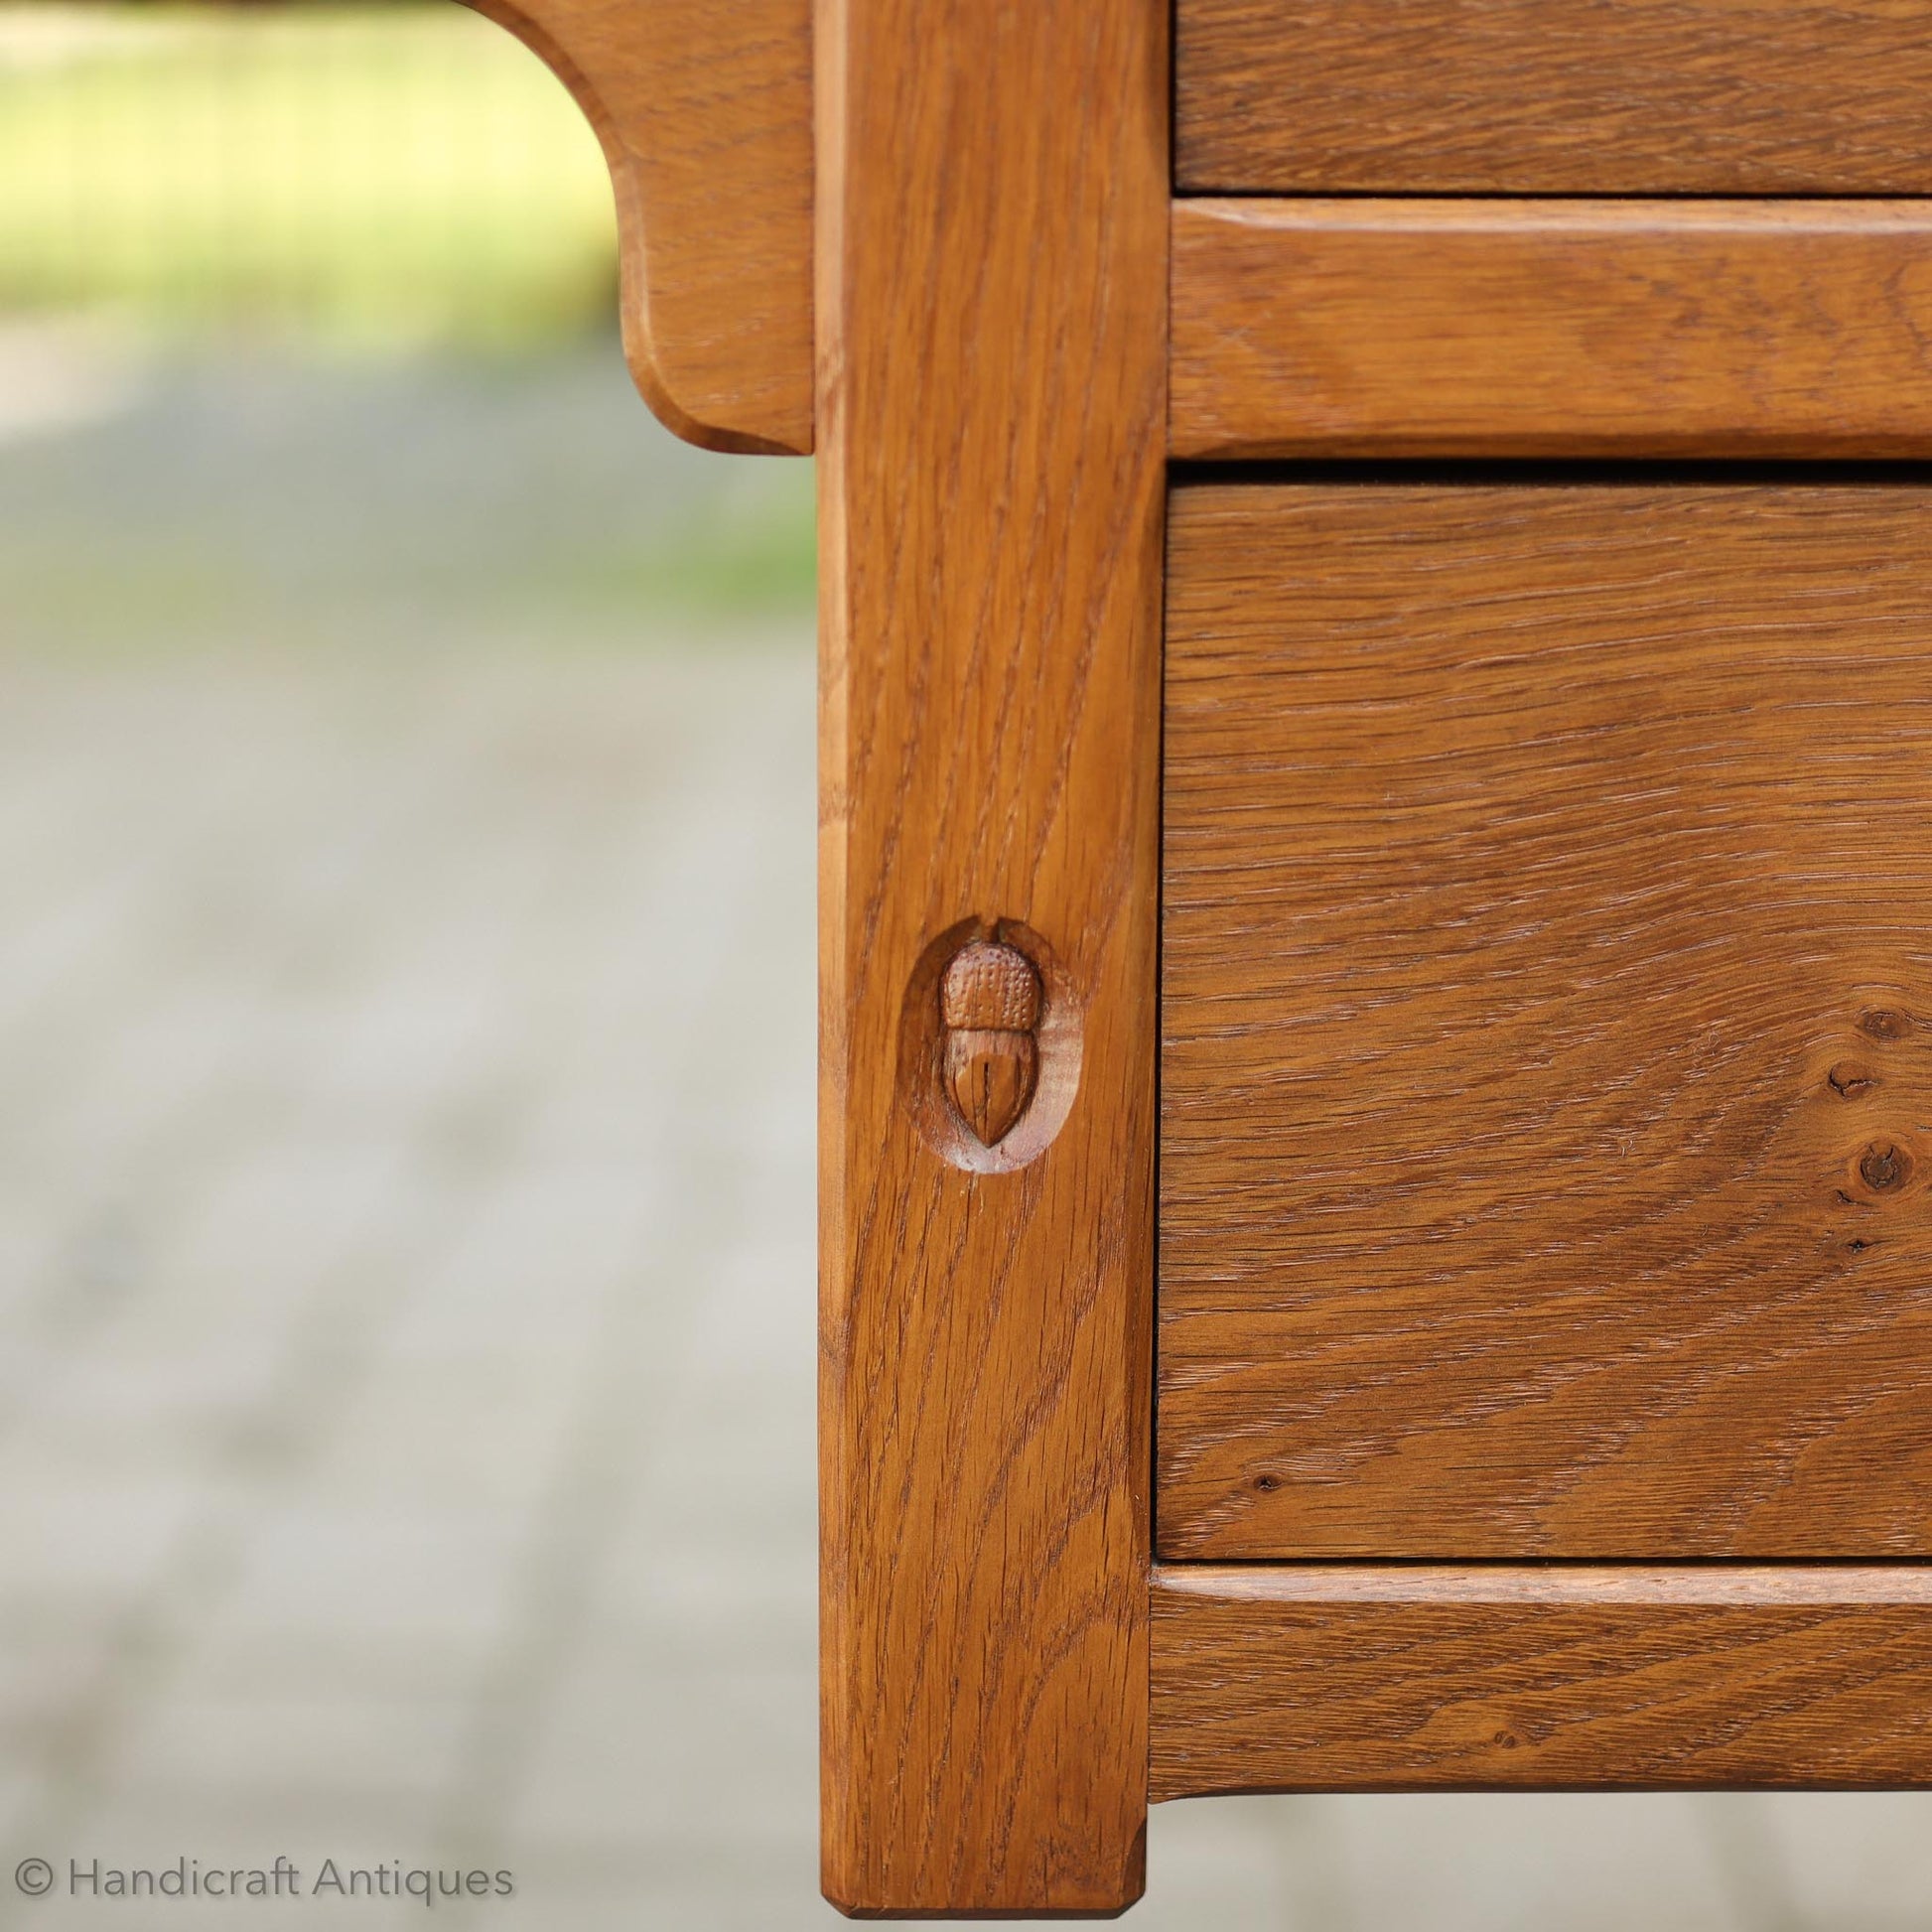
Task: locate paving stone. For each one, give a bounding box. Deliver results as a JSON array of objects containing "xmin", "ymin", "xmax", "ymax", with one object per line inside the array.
[
  {"xmin": 108, "ymin": 1691, "xmax": 476, "ymax": 1808},
  {"xmin": 1307, "ymin": 1794, "xmax": 1756, "ymax": 1932},
  {"xmin": 1742, "ymin": 1794, "xmax": 1932, "ymax": 1932}
]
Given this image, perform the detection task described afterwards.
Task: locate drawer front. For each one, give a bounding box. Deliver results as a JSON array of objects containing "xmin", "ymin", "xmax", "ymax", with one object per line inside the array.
[
  {"xmin": 1159, "ymin": 483, "xmax": 1932, "ymax": 1559},
  {"xmin": 1178, "ymin": 0, "xmax": 1932, "ymax": 195}
]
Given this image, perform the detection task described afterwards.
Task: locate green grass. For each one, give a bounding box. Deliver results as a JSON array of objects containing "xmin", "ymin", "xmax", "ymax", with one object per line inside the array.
[
  {"xmin": 599, "ymin": 480, "xmax": 819, "ymax": 618},
  {"xmin": 0, "ymin": 8, "xmax": 816, "ymax": 626},
  {"xmin": 0, "ymin": 3, "xmax": 618, "ymax": 349}
]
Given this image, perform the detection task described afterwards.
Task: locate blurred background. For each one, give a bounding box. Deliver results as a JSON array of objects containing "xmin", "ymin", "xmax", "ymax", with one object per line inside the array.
[{"xmin": 0, "ymin": 6, "xmax": 1927, "ymax": 1928}]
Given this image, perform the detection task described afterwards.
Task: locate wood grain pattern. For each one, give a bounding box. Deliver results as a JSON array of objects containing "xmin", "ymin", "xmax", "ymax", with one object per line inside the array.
[
  {"xmin": 467, "ymin": 0, "xmax": 812, "ymax": 454},
  {"xmin": 816, "ymin": 0, "xmax": 1167, "ymax": 1913},
  {"xmin": 1161, "ymin": 483, "xmax": 1932, "ymax": 1561},
  {"xmin": 1172, "ymin": 201, "xmax": 1932, "ymax": 462},
  {"xmin": 1176, "ymin": 0, "xmax": 1932, "ymax": 194},
  {"xmin": 1150, "ymin": 1566, "xmax": 1932, "ymax": 1799}
]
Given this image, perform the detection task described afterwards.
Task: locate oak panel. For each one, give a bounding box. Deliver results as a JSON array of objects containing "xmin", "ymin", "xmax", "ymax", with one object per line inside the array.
[
  {"xmin": 816, "ymin": 0, "xmax": 1167, "ymax": 1913},
  {"xmin": 469, "ymin": 0, "xmax": 813, "ymax": 454},
  {"xmin": 1177, "ymin": 0, "xmax": 1932, "ymax": 194},
  {"xmin": 1151, "ymin": 1566, "xmax": 1932, "ymax": 1799},
  {"xmin": 1161, "ymin": 483, "xmax": 1932, "ymax": 1560},
  {"xmin": 1172, "ymin": 201, "xmax": 1932, "ymax": 462}
]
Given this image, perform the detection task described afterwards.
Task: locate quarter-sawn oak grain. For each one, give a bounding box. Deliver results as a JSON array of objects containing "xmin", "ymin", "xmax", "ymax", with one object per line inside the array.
[
  {"xmin": 1161, "ymin": 483, "xmax": 1932, "ymax": 1561},
  {"xmin": 467, "ymin": 0, "xmax": 813, "ymax": 454},
  {"xmin": 1172, "ymin": 201, "xmax": 1932, "ymax": 461},
  {"xmin": 1150, "ymin": 1567, "xmax": 1932, "ymax": 1798},
  {"xmin": 1177, "ymin": 0, "xmax": 1932, "ymax": 195},
  {"xmin": 816, "ymin": 0, "xmax": 1166, "ymax": 1913}
]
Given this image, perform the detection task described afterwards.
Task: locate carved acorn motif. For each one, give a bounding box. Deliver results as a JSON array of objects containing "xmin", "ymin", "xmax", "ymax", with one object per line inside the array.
[{"xmin": 940, "ymin": 939, "xmax": 1043, "ymax": 1148}]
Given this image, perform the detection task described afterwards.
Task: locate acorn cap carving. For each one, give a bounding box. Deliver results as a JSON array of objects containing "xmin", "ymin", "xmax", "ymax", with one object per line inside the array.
[{"xmin": 941, "ymin": 940, "xmax": 1041, "ymax": 1033}]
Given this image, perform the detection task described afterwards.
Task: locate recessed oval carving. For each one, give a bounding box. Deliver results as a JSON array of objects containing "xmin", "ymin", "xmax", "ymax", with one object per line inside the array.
[{"xmin": 899, "ymin": 919, "xmax": 1082, "ymax": 1175}]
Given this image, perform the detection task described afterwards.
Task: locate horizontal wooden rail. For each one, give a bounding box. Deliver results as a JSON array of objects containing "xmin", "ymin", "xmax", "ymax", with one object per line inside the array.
[
  {"xmin": 1172, "ymin": 201, "xmax": 1932, "ymax": 461},
  {"xmin": 1151, "ymin": 1566, "xmax": 1932, "ymax": 1800}
]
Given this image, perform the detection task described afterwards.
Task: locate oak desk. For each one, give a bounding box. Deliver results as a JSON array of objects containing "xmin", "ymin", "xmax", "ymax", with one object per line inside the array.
[{"xmin": 477, "ymin": 0, "xmax": 1932, "ymax": 1913}]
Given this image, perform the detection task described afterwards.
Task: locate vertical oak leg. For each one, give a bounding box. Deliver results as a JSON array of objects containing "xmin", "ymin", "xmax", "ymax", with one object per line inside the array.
[{"xmin": 815, "ymin": 0, "xmax": 1169, "ymax": 1914}]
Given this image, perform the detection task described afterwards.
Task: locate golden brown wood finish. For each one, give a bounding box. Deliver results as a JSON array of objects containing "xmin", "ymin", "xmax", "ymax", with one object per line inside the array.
[
  {"xmin": 816, "ymin": 0, "xmax": 1167, "ymax": 1913},
  {"xmin": 1150, "ymin": 1566, "xmax": 1932, "ymax": 1799},
  {"xmin": 1176, "ymin": 0, "xmax": 1932, "ymax": 194},
  {"xmin": 467, "ymin": 0, "xmax": 812, "ymax": 454},
  {"xmin": 1172, "ymin": 201, "xmax": 1932, "ymax": 462},
  {"xmin": 1162, "ymin": 483, "xmax": 1932, "ymax": 1561}
]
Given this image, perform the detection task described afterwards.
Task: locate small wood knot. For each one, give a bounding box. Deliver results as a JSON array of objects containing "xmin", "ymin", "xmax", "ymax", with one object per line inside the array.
[
  {"xmin": 1861, "ymin": 1142, "xmax": 1911, "ymax": 1193},
  {"xmin": 941, "ymin": 941, "xmax": 1041, "ymax": 1032},
  {"xmin": 1862, "ymin": 1009, "xmax": 1913, "ymax": 1041},
  {"xmin": 1828, "ymin": 1062, "xmax": 1876, "ymax": 1097}
]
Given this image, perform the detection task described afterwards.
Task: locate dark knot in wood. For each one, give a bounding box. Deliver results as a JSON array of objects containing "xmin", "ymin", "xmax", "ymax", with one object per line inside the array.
[
  {"xmin": 1861, "ymin": 1142, "xmax": 1910, "ymax": 1193},
  {"xmin": 940, "ymin": 940, "xmax": 1042, "ymax": 1148}
]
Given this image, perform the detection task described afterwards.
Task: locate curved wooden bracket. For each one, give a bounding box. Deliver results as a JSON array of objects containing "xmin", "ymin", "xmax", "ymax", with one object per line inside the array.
[{"xmin": 465, "ymin": 0, "xmax": 813, "ymax": 455}]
